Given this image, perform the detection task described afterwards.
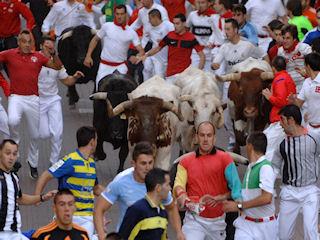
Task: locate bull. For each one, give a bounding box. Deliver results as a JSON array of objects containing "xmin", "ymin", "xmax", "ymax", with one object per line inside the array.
[
  {"xmin": 90, "ymin": 71, "xmax": 137, "ymax": 173},
  {"xmin": 58, "ymin": 25, "xmax": 101, "ymax": 106},
  {"xmin": 217, "ymin": 57, "xmax": 274, "ymax": 153}
]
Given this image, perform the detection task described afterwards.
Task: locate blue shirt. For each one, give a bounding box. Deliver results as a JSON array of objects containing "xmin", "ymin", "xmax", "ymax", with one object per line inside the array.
[
  {"xmin": 102, "ymin": 168, "xmax": 173, "ymax": 230},
  {"xmin": 303, "ymin": 27, "xmax": 320, "ymax": 46},
  {"xmin": 239, "ymin": 21, "xmax": 259, "ymax": 46}
]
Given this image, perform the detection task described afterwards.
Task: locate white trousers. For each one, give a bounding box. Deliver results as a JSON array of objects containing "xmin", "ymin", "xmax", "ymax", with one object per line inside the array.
[
  {"xmin": 143, "ymin": 56, "xmax": 166, "ymax": 81},
  {"xmin": 263, "ymin": 122, "xmax": 286, "ymax": 162},
  {"xmin": 0, "ymin": 102, "xmax": 9, "ymax": 138},
  {"xmin": 39, "ymin": 96, "xmax": 63, "ymax": 164},
  {"xmin": 73, "ymin": 215, "xmax": 97, "ymax": 240},
  {"xmin": 234, "ymin": 215, "xmax": 278, "ymax": 240},
  {"xmin": 8, "ymin": 95, "xmax": 40, "ymax": 167},
  {"xmin": 191, "ymin": 49, "xmax": 212, "ymax": 72},
  {"xmin": 278, "ymin": 185, "xmax": 319, "ymax": 240},
  {"xmin": 95, "ymin": 62, "xmax": 128, "ymax": 89},
  {"xmin": 182, "ymin": 212, "xmax": 226, "ymax": 240},
  {"xmin": 0, "ymin": 231, "xmax": 29, "ymax": 240}
]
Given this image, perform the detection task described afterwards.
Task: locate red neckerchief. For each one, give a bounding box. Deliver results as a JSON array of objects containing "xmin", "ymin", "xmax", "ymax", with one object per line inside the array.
[
  {"xmin": 197, "ymin": 8, "xmax": 216, "ymax": 16},
  {"xmin": 114, "ymin": 19, "xmax": 126, "ymax": 30},
  {"xmin": 284, "ymin": 40, "xmax": 298, "ymax": 53},
  {"xmin": 218, "ymin": 10, "xmax": 233, "ymax": 30}
]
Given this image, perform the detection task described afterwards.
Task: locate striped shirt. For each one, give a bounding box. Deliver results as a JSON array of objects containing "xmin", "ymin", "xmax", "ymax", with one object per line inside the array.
[
  {"xmin": 272, "ymin": 130, "xmax": 320, "ymax": 187},
  {"xmin": 49, "ymin": 150, "xmax": 98, "ymax": 216}
]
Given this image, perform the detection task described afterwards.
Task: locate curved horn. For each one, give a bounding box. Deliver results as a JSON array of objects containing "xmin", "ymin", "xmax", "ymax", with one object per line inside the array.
[
  {"xmin": 162, "ymin": 101, "xmax": 184, "ymax": 121},
  {"xmin": 260, "ymin": 71, "xmax": 274, "ymax": 81},
  {"xmin": 179, "ymin": 94, "xmax": 193, "ymax": 102},
  {"xmin": 61, "ymin": 30, "xmax": 73, "ymax": 40},
  {"xmin": 113, "ymin": 100, "xmax": 134, "ymax": 116},
  {"xmin": 89, "ymin": 92, "xmax": 108, "ymax": 100},
  {"xmin": 216, "ymin": 73, "xmax": 241, "ymax": 82}
]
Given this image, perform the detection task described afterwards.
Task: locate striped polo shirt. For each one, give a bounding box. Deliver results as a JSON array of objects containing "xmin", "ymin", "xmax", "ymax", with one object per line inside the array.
[
  {"xmin": 272, "ymin": 130, "xmax": 320, "ymax": 187},
  {"xmin": 49, "ymin": 150, "xmax": 97, "ymax": 216}
]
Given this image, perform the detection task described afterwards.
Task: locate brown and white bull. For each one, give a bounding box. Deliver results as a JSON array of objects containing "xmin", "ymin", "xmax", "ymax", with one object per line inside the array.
[
  {"xmin": 174, "ymin": 67, "xmax": 224, "ymax": 152},
  {"xmin": 217, "ymin": 57, "xmax": 274, "ymax": 153}
]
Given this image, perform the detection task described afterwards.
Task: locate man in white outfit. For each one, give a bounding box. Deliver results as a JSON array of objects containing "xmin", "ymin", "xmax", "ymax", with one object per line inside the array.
[
  {"xmin": 84, "ymin": 4, "xmax": 144, "ymax": 89},
  {"xmin": 38, "ymin": 37, "xmax": 84, "ymax": 165}
]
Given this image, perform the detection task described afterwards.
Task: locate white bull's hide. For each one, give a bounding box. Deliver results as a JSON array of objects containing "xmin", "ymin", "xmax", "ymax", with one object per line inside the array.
[{"xmin": 230, "ymin": 57, "xmax": 272, "ymax": 73}]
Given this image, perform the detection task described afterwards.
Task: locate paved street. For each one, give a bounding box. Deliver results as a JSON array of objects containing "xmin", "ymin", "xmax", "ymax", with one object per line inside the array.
[{"xmin": 0, "ymin": 80, "xmax": 309, "ymax": 239}]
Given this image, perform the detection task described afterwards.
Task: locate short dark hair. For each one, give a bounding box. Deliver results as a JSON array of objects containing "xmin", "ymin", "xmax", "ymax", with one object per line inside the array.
[
  {"xmin": 279, "ymin": 104, "xmax": 302, "ymax": 125},
  {"xmin": 286, "ymin": 0, "xmax": 302, "ymax": 16},
  {"xmin": 106, "ymin": 232, "xmax": 123, "ymax": 240},
  {"xmin": 268, "ymin": 19, "xmax": 284, "ymax": 31},
  {"xmin": 53, "ymin": 189, "xmax": 74, "ymax": 204},
  {"xmin": 115, "ymin": 4, "xmax": 127, "ymax": 13},
  {"xmin": 246, "ymin": 132, "xmax": 267, "ymax": 154},
  {"xmin": 132, "ymin": 142, "xmax": 154, "ymax": 161},
  {"xmin": 225, "ymin": 18, "xmax": 239, "ymax": 30},
  {"xmin": 311, "ymin": 38, "xmax": 320, "ymax": 54},
  {"xmin": 145, "ymin": 168, "xmax": 169, "ymax": 192},
  {"xmin": 305, "ymin": 53, "xmax": 320, "ymax": 71},
  {"xmin": 173, "ymin": 13, "xmax": 186, "ymax": 22},
  {"xmin": 272, "ymin": 56, "xmax": 287, "ymax": 71},
  {"xmin": 148, "ymin": 9, "xmax": 162, "ymax": 20},
  {"xmin": 19, "ymin": 29, "xmax": 32, "ymax": 36},
  {"xmin": 76, "ymin": 126, "xmax": 96, "ymax": 148},
  {"xmin": 232, "ymin": 4, "xmax": 246, "ymax": 14},
  {"xmin": 282, "ymin": 24, "xmax": 299, "ymax": 41},
  {"xmin": 217, "ymin": 0, "xmax": 232, "ymax": 10},
  {"xmin": 0, "ymin": 139, "xmax": 18, "ymax": 150},
  {"xmin": 41, "ymin": 36, "xmax": 54, "ymax": 45}
]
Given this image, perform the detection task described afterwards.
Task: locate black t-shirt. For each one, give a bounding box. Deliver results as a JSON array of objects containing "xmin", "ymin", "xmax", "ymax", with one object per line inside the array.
[{"xmin": 31, "ymin": 221, "xmax": 89, "ymax": 240}]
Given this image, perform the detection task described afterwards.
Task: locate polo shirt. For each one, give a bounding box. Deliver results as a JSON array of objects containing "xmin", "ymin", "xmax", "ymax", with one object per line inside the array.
[
  {"xmin": 119, "ymin": 196, "xmax": 168, "ymax": 240},
  {"xmin": 159, "ymin": 31, "xmax": 204, "ymax": 77},
  {"xmin": 239, "ymin": 21, "xmax": 258, "ymax": 46},
  {"xmin": 49, "ymin": 149, "xmax": 98, "ymax": 217},
  {"xmin": 288, "ymin": 15, "xmax": 313, "ymax": 41},
  {"xmin": 0, "ymin": 49, "xmax": 49, "ymax": 96}
]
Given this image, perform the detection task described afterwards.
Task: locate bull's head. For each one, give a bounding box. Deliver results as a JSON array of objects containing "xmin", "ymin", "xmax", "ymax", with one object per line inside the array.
[{"xmin": 216, "ymin": 69, "xmax": 273, "ymax": 119}]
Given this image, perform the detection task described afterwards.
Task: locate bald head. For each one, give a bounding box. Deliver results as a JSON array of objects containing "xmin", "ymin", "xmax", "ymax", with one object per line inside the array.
[{"xmin": 197, "ymin": 122, "xmax": 216, "ymax": 155}]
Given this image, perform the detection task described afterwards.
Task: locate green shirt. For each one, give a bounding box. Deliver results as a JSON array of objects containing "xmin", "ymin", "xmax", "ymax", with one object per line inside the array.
[
  {"xmin": 288, "ymin": 16, "xmax": 313, "ymax": 41},
  {"xmin": 101, "ymin": 0, "xmax": 127, "ymax": 22}
]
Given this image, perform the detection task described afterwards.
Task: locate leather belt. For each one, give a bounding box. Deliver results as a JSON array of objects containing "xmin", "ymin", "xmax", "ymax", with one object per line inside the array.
[
  {"xmin": 244, "ymin": 215, "xmax": 276, "ymax": 223},
  {"xmin": 309, "ymin": 123, "xmax": 320, "ymax": 128}
]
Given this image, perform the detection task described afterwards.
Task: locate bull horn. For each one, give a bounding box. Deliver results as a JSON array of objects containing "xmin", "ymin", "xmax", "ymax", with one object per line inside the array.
[
  {"xmin": 179, "ymin": 95, "xmax": 193, "ymax": 102},
  {"xmin": 113, "ymin": 100, "xmax": 134, "ymax": 116},
  {"xmin": 227, "ymin": 152, "xmax": 249, "ymax": 165},
  {"xmin": 216, "ymin": 73, "xmax": 241, "ymax": 82},
  {"xmin": 260, "ymin": 71, "xmax": 274, "ymax": 80},
  {"xmin": 162, "ymin": 101, "xmax": 184, "ymax": 121},
  {"xmin": 89, "ymin": 92, "xmax": 108, "ymax": 100},
  {"xmin": 91, "ymin": 29, "xmax": 97, "ymax": 35},
  {"xmin": 61, "ymin": 30, "xmax": 73, "ymax": 40}
]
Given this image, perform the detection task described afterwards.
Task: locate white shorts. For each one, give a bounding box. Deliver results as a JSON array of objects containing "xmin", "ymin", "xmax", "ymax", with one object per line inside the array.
[{"xmin": 95, "ymin": 62, "xmax": 128, "ymax": 89}]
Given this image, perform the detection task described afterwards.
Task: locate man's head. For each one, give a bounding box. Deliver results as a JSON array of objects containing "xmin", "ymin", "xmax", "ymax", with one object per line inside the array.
[
  {"xmin": 114, "ymin": 4, "xmax": 127, "ymax": 25},
  {"xmin": 148, "ymin": 9, "xmax": 162, "ymax": 27},
  {"xmin": 224, "ymin": 18, "xmax": 239, "ymax": 41},
  {"xmin": 304, "ymin": 52, "xmax": 320, "ymax": 75},
  {"xmin": 198, "ymin": 0, "xmax": 209, "ymax": 13},
  {"xmin": 53, "ymin": 189, "xmax": 76, "ymax": 228},
  {"xmin": 40, "ymin": 36, "xmax": 55, "ymax": 56},
  {"xmin": 196, "ymin": 121, "xmax": 216, "ymax": 155},
  {"xmin": 141, "ymin": 0, "xmax": 153, "ymax": 8},
  {"xmin": 286, "ymin": 0, "xmax": 302, "ymax": 17},
  {"xmin": 279, "ymin": 104, "xmax": 302, "ymax": 134},
  {"xmin": 145, "ymin": 168, "xmax": 171, "ymax": 200},
  {"xmin": 281, "ymin": 24, "xmax": 298, "ymax": 50},
  {"xmin": 18, "ymin": 30, "xmax": 33, "ymax": 54},
  {"xmin": 268, "ymin": 19, "xmax": 284, "ymax": 44},
  {"xmin": 213, "ymin": 0, "xmax": 231, "ymax": 14},
  {"xmin": 301, "ymin": 0, "xmax": 310, "ymax": 10},
  {"xmin": 0, "ymin": 139, "xmax": 18, "ymax": 172},
  {"xmin": 76, "ymin": 126, "xmax": 97, "ymax": 154},
  {"xmin": 232, "ymin": 4, "xmax": 247, "ymax": 26},
  {"xmin": 272, "ymin": 56, "xmax": 287, "ymax": 73},
  {"xmin": 246, "ymin": 132, "xmax": 267, "ymax": 160},
  {"xmin": 132, "ymin": 142, "xmax": 154, "ymax": 182},
  {"xmin": 173, "ymin": 14, "xmax": 186, "ymax": 34}
]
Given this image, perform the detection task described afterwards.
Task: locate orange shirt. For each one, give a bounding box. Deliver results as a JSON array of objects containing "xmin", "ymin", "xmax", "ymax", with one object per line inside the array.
[{"xmin": 303, "ymin": 7, "xmax": 317, "ymax": 27}]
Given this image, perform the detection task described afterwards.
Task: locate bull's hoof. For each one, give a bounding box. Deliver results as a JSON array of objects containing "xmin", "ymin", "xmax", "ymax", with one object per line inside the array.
[{"xmin": 94, "ymin": 151, "xmax": 106, "ymax": 161}]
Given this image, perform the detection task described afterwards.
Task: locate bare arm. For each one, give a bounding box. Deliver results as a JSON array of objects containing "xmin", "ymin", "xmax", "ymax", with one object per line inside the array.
[
  {"xmin": 84, "ymin": 35, "xmax": 100, "ymax": 67},
  {"xmin": 60, "ymin": 71, "xmax": 84, "ymax": 86},
  {"xmin": 18, "ymin": 190, "xmax": 57, "ymax": 205},
  {"xmin": 34, "ymin": 170, "xmax": 54, "ymax": 195},
  {"xmin": 94, "ymin": 196, "xmax": 113, "ymax": 240},
  {"xmin": 165, "ymin": 201, "xmax": 185, "ymax": 240},
  {"xmin": 93, "ymin": 184, "xmax": 104, "ymax": 197},
  {"xmin": 197, "ymin": 50, "xmax": 205, "ymax": 70}
]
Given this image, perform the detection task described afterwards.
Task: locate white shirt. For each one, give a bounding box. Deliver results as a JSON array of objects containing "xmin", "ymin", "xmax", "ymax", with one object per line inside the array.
[
  {"xmin": 245, "ymin": 0, "xmax": 286, "ymax": 35},
  {"xmin": 42, "ymin": 0, "xmax": 96, "ymax": 36},
  {"xmin": 38, "ymin": 66, "xmax": 68, "ymax": 97},
  {"xmin": 143, "ymin": 20, "xmax": 174, "ymax": 62},
  {"xmin": 213, "ymin": 39, "xmax": 266, "ymax": 73},
  {"xmin": 298, "ymin": 73, "xmax": 320, "ymax": 125},
  {"xmin": 97, "ymin": 22, "xmax": 140, "ymax": 62},
  {"xmin": 130, "ymin": 3, "xmax": 169, "ymax": 47}
]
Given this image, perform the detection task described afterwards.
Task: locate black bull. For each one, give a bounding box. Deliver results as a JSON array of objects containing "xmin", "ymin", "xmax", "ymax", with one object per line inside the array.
[
  {"xmin": 58, "ymin": 25, "xmax": 101, "ymax": 105},
  {"xmin": 93, "ymin": 72, "xmax": 137, "ymax": 173}
]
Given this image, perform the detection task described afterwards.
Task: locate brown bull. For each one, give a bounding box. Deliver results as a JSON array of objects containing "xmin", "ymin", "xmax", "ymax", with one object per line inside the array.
[{"xmin": 218, "ymin": 69, "xmax": 273, "ymax": 153}]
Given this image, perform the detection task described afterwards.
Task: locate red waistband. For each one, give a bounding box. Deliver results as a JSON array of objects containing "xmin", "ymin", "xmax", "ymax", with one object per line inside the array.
[
  {"xmin": 100, "ymin": 59, "xmax": 126, "ymax": 66},
  {"xmin": 309, "ymin": 123, "xmax": 320, "ymax": 128},
  {"xmin": 245, "ymin": 215, "xmax": 276, "ymax": 223}
]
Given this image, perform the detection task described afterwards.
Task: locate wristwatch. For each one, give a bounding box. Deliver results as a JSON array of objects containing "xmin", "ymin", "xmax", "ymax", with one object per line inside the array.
[{"xmin": 237, "ymin": 203, "xmax": 243, "ymax": 210}]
